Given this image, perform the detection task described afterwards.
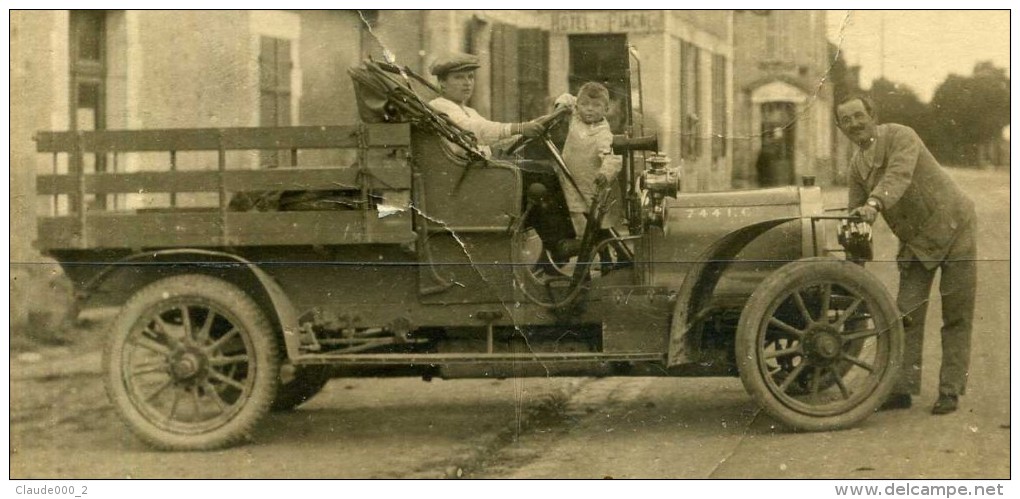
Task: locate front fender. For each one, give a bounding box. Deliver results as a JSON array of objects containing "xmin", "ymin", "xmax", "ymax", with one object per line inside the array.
[
  {"xmin": 656, "ymin": 186, "xmax": 825, "ymax": 367},
  {"xmin": 666, "ymin": 218, "xmax": 800, "ymax": 366}
]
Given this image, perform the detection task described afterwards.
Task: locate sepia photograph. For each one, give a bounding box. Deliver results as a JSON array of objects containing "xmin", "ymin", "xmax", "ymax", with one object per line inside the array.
[{"xmin": 7, "ymin": 5, "xmax": 1012, "ymax": 487}]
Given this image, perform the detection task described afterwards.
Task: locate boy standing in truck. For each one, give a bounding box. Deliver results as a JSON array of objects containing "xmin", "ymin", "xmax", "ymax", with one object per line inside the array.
[{"xmin": 554, "ymin": 83, "xmax": 624, "ymax": 265}]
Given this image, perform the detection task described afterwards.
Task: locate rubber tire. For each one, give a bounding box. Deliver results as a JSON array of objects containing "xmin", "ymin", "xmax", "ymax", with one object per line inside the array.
[
  {"xmin": 103, "ymin": 274, "xmax": 280, "ymax": 450},
  {"xmin": 271, "ymin": 365, "xmax": 332, "ymax": 411},
  {"xmin": 736, "ymin": 258, "xmax": 903, "ymax": 431}
]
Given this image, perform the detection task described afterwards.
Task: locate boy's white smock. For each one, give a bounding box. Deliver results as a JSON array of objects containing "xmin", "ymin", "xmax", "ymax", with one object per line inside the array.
[{"xmin": 559, "ymin": 114, "xmax": 623, "ymax": 234}]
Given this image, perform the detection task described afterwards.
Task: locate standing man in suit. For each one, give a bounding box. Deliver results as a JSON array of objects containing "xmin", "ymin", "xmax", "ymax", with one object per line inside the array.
[{"xmin": 836, "ymin": 95, "xmax": 977, "ymax": 415}]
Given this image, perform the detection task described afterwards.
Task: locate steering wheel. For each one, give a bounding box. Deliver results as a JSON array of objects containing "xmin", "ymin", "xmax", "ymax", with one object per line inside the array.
[{"xmin": 505, "ymin": 105, "xmax": 572, "ymax": 156}]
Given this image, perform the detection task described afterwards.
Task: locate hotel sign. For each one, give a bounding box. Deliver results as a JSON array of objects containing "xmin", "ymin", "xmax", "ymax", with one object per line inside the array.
[{"xmin": 551, "ymin": 11, "xmax": 664, "ymax": 34}]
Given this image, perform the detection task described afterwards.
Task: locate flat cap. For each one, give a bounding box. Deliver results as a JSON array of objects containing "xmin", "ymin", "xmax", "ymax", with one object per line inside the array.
[{"xmin": 430, "ymin": 52, "xmax": 481, "ymax": 77}]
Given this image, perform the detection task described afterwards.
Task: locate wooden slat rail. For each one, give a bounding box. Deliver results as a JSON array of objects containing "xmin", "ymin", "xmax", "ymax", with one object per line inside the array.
[
  {"xmin": 35, "ymin": 124, "xmax": 410, "ymax": 153},
  {"xmin": 37, "ymin": 210, "xmax": 416, "ymax": 249},
  {"xmin": 36, "ymin": 166, "xmax": 412, "ymax": 195},
  {"xmin": 34, "ymin": 123, "xmax": 414, "ymax": 250}
]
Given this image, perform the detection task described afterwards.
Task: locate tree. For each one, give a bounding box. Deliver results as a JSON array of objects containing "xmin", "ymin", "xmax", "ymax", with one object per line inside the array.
[
  {"xmin": 928, "ymin": 61, "xmax": 1010, "ymax": 165},
  {"xmin": 828, "ymin": 41, "xmax": 862, "ymax": 108},
  {"xmin": 868, "ymin": 78, "xmax": 931, "ymax": 140}
]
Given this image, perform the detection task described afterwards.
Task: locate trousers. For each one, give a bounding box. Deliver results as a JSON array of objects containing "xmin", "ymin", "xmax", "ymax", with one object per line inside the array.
[{"xmin": 895, "ymin": 220, "xmax": 977, "ymax": 397}]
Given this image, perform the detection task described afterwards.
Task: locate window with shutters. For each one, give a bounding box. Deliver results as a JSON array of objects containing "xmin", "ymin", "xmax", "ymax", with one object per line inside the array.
[
  {"xmin": 680, "ymin": 40, "xmax": 701, "ymax": 160},
  {"xmin": 711, "ymin": 53, "xmax": 728, "ymax": 160},
  {"xmin": 259, "ymin": 36, "xmax": 292, "ymax": 167},
  {"xmin": 70, "ymin": 10, "xmax": 107, "ymax": 209}
]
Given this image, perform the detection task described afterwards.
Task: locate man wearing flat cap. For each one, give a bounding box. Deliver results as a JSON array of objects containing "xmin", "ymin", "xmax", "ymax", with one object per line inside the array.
[{"xmin": 428, "ymin": 52, "xmax": 545, "ymax": 157}]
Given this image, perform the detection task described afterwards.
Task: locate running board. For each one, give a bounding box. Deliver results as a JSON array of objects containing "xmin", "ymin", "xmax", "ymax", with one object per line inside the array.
[{"xmin": 293, "ymin": 352, "xmax": 665, "ymax": 366}]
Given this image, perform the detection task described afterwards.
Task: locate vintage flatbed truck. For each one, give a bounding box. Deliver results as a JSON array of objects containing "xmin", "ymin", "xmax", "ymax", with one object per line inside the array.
[{"xmin": 33, "ymin": 59, "xmax": 903, "ymax": 450}]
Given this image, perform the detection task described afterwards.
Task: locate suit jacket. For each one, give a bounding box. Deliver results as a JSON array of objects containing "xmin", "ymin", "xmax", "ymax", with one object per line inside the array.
[{"xmin": 848, "ymin": 123, "xmax": 975, "ymax": 269}]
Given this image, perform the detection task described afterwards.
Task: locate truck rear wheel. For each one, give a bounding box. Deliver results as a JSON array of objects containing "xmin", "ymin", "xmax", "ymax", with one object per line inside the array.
[
  {"xmin": 736, "ymin": 258, "xmax": 903, "ymax": 431},
  {"xmin": 103, "ymin": 274, "xmax": 280, "ymax": 450}
]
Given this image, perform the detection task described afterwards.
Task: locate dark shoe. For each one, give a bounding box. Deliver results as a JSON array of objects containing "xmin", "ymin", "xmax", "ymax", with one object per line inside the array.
[
  {"xmin": 878, "ymin": 393, "xmax": 912, "ymax": 411},
  {"xmin": 931, "ymin": 394, "xmax": 959, "ymax": 415},
  {"xmin": 553, "ymin": 239, "xmax": 581, "ymax": 261}
]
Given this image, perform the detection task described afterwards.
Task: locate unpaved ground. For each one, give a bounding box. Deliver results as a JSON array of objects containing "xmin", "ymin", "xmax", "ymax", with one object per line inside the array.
[
  {"xmin": 8, "ymin": 305, "xmax": 586, "ymax": 478},
  {"xmin": 10, "ymin": 323, "xmax": 584, "ymax": 478}
]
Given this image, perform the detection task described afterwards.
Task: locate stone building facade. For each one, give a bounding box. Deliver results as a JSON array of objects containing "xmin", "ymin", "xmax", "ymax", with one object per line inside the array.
[{"xmin": 730, "ymin": 10, "xmax": 834, "ymax": 188}]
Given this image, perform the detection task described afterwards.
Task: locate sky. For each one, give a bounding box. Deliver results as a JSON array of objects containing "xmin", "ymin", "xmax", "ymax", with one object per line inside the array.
[{"xmin": 825, "ymin": 10, "xmax": 1010, "ymax": 102}]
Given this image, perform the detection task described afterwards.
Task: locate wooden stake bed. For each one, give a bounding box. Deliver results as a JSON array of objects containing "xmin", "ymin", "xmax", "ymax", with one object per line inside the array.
[{"xmin": 34, "ymin": 124, "xmax": 413, "ymax": 250}]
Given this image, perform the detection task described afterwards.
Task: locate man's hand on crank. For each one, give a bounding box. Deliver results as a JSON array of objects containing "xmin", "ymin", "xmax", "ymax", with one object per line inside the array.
[{"xmin": 850, "ymin": 203, "xmax": 879, "ymax": 224}]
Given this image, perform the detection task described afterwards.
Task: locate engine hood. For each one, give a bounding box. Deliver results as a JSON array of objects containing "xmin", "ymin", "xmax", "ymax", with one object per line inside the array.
[{"xmin": 637, "ymin": 185, "xmax": 824, "ymax": 292}]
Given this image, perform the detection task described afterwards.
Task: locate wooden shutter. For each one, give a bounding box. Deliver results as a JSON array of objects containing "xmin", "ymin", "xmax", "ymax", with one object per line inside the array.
[
  {"xmin": 680, "ymin": 41, "xmax": 701, "ymax": 160},
  {"xmin": 712, "ymin": 53, "xmax": 727, "ymax": 160},
  {"xmin": 260, "ymin": 37, "xmax": 292, "ymax": 127},
  {"xmin": 490, "ymin": 23, "xmax": 519, "ymax": 122},
  {"xmin": 517, "ymin": 28, "xmax": 549, "ymax": 120},
  {"xmin": 69, "ymin": 10, "xmax": 108, "ymax": 209},
  {"xmin": 259, "ymin": 37, "xmax": 292, "ymax": 167}
]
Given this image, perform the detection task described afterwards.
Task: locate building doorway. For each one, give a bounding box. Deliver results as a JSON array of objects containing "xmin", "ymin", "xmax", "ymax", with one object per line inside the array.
[
  {"xmin": 568, "ymin": 34, "xmax": 629, "ymax": 133},
  {"xmin": 756, "ymin": 101, "xmax": 796, "ymax": 186}
]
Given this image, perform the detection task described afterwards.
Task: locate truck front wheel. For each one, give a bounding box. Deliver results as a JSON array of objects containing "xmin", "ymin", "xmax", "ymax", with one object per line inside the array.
[
  {"xmin": 736, "ymin": 258, "xmax": 903, "ymax": 431},
  {"xmin": 103, "ymin": 274, "xmax": 280, "ymax": 450}
]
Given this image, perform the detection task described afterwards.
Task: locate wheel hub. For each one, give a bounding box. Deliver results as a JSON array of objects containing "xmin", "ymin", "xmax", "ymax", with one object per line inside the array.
[
  {"xmin": 170, "ymin": 349, "xmax": 207, "ymax": 382},
  {"xmin": 803, "ymin": 326, "xmax": 843, "ymax": 364}
]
